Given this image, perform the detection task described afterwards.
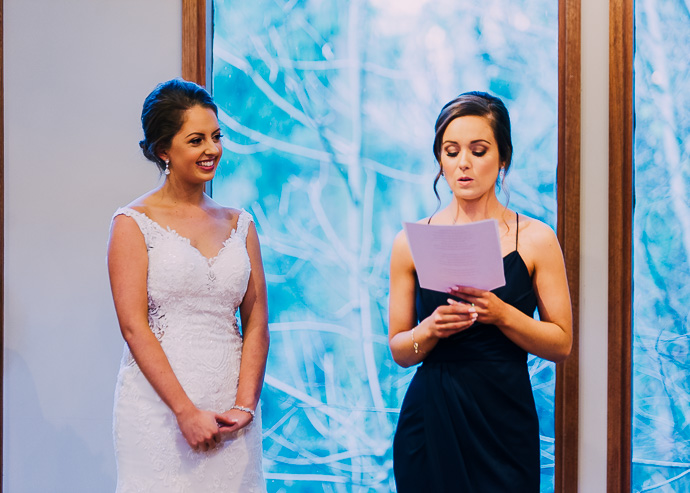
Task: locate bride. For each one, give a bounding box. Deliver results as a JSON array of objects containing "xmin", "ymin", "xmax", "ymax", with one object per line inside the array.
[{"xmin": 107, "ymin": 79, "xmax": 269, "ymax": 492}]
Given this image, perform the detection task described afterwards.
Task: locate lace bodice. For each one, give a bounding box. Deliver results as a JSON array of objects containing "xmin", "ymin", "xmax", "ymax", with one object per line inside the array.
[
  {"xmin": 115, "ymin": 207, "xmax": 251, "ymax": 335},
  {"xmin": 112, "ymin": 207, "xmax": 265, "ymax": 492}
]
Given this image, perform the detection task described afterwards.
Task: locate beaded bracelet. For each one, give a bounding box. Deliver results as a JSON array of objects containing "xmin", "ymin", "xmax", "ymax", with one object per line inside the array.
[{"xmin": 231, "ymin": 405, "xmax": 255, "ymax": 419}]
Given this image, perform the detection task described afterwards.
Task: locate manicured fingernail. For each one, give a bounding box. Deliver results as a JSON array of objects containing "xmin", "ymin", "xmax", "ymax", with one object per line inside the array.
[
  {"xmin": 471, "ymin": 313, "xmax": 478, "ymax": 319},
  {"xmin": 447, "ymin": 298, "xmax": 456, "ymax": 305},
  {"xmin": 468, "ymin": 306, "xmax": 476, "ymax": 313}
]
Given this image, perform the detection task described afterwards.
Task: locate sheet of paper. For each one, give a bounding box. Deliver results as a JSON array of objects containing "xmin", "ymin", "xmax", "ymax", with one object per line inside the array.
[{"xmin": 403, "ymin": 219, "xmax": 506, "ymax": 292}]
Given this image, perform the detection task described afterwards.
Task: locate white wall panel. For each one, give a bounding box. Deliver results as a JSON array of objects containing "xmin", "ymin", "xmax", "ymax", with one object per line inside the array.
[{"xmin": 4, "ymin": 0, "xmax": 180, "ymax": 490}]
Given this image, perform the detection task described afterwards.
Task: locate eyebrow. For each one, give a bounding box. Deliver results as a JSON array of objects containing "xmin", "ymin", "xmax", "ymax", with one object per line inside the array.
[
  {"xmin": 443, "ymin": 139, "xmax": 492, "ymax": 145},
  {"xmin": 185, "ymin": 128, "xmax": 221, "ymax": 139}
]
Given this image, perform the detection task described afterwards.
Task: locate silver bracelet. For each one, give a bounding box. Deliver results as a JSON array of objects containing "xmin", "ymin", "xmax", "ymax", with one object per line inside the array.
[{"xmin": 230, "ymin": 405, "xmax": 255, "ymax": 419}]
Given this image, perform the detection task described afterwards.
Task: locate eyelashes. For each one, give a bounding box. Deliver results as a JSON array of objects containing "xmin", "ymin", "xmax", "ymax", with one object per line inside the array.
[
  {"xmin": 444, "ymin": 149, "xmax": 487, "ymax": 158},
  {"xmin": 189, "ymin": 133, "xmax": 223, "ymax": 145}
]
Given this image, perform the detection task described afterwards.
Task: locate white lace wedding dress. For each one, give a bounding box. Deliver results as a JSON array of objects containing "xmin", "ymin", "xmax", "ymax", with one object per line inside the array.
[{"xmin": 112, "ymin": 207, "xmax": 265, "ymax": 493}]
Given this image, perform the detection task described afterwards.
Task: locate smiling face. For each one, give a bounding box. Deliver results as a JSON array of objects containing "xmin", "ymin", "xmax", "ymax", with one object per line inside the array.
[
  {"xmin": 440, "ymin": 115, "xmax": 503, "ymax": 203},
  {"xmin": 159, "ymin": 105, "xmax": 222, "ymax": 184}
]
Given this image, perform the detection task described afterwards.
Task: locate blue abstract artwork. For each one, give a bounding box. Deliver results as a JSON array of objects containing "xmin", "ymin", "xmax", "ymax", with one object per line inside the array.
[
  {"xmin": 211, "ymin": 1, "xmax": 558, "ymax": 490},
  {"xmin": 632, "ymin": 0, "xmax": 690, "ymax": 491}
]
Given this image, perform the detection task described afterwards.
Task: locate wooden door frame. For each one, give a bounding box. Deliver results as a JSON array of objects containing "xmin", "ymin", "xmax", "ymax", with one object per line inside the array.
[
  {"xmin": 181, "ymin": 1, "xmax": 582, "ymax": 490},
  {"xmin": 182, "ymin": 0, "xmax": 211, "ymax": 89},
  {"xmin": 556, "ymin": 0, "xmax": 581, "ymax": 491},
  {"xmin": 607, "ymin": 0, "xmax": 634, "ymax": 491},
  {"xmin": 1, "ymin": 2, "xmax": 5, "ymax": 491}
]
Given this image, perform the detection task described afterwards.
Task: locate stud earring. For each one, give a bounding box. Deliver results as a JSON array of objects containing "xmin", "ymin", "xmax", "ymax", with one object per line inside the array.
[{"xmin": 164, "ymin": 160, "xmax": 170, "ymax": 176}]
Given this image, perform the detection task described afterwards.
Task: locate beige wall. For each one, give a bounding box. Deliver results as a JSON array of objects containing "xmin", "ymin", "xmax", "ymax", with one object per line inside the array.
[
  {"xmin": 3, "ymin": 0, "xmax": 611, "ymax": 490},
  {"xmin": 3, "ymin": 0, "xmax": 180, "ymax": 490},
  {"xmin": 580, "ymin": 0, "xmax": 610, "ymax": 490}
]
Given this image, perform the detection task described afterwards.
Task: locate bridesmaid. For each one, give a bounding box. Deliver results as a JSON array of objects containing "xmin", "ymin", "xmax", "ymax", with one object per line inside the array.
[{"xmin": 388, "ymin": 92, "xmax": 572, "ymax": 492}]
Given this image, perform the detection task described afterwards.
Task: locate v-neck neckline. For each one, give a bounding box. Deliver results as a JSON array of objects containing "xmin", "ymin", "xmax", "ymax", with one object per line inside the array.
[{"xmin": 123, "ymin": 207, "xmax": 240, "ymax": 263}]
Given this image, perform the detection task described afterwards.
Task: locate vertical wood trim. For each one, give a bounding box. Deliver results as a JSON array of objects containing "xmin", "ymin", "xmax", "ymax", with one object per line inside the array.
[
  {"xmin": 1, "ymin": 1, "xmax": 5, "ymax": 489},
  {"xmin": 182, "ymin": 0, "xmax": 211, "ymax": 196},
  {"xmin": 182, "ymin": 0, "xmax": 207, "ymax": 86},
  {"xmin": 608, "ymin": 0, "xmax": 633, "ymax": 490},
  {"xmin": 555, "ymin": 0, "xmax": 581, "ymax": 491}
]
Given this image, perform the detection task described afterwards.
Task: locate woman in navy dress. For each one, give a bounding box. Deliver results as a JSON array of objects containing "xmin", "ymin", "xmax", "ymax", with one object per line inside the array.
[{"xmin": 388, "ymin": 92, "xmax": 572, "ymax": 492}]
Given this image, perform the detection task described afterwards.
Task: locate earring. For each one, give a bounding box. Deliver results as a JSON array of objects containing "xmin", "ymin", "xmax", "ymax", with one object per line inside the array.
[{"xmin": 164, "ymin": 160, "xmax": 170, "ymax": 176}]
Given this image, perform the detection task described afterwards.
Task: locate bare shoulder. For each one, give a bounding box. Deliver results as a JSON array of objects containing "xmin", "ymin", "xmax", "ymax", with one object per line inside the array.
[
  {"xmin": 123, "ymin": 189, "xmax": 162, "ymax": 215},
  {"xmin": 517, "ymin": 215, "xmax": 563, "ymax": 271},
  {"xmin": 216, "ymin": 206, "xmax": 248, "ymax": 235},
  {"xmin": 203, "ymin": 195, "xmax": 243, "ymax": 220},
  {"xmin": 519, "ymin": 215, "xmax": 559, "ymax": 246},
  {"xmin": 110, "ymin": 212, "xmax": 140, "ymax": 234},
  {"xmin": 391, "ymin": 229, "xmax": 415, "ymax": 272},
  {"xmin": 108, "ymin": 212, "xmax": 147, "ymax": 257},
  {"xmin": 392, "ymin": 229, "xmax": 411, "ymax": 252},
  {"xmin": 225, "ymin": 206, "xmax": 245, "ymax": 221}
]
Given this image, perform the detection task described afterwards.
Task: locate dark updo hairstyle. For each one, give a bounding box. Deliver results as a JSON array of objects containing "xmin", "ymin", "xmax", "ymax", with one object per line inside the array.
[
  {"xmin": 431, "ymin": 91, "xmax": 512, "ymax": 205},
  {"xmin": 139, "ymin": 78, "xmax": 218, "ymax": 173}
]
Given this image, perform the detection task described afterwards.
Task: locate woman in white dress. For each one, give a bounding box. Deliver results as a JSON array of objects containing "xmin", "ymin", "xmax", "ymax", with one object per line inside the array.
[{"xmin": 108, "ymin": 79, "xmax": 269, "ymax": 492}]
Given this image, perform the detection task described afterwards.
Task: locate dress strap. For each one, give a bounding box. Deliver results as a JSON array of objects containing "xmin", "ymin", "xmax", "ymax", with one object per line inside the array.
[
  {"xmin": 112, "ymin": 207, "xmax": 163, "ymax": 248},
  {"xmin": 235, "ymin": 210, "xmax": 254, "ymax": 241},
  {"xmin": 515, "ymin": 212, "xmax": 519, "ymax": 251}
]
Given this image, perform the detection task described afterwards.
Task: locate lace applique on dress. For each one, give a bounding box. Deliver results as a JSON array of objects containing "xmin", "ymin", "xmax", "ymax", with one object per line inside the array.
[
  {"xmin": 112, "ymin": 207, "xmax": 167, "ymax": 251},
  {"xmin": 147, "ymin": 295, "xmax": 167, "ymax": 341},
  {"xmin": 234, "ymin": 211, "xmax": 254, "ymax": 241}
]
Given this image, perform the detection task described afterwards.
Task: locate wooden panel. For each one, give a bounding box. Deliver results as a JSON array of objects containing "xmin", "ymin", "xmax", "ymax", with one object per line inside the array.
[
  {"xmin": 1, "ymin": 1, "xmax": 5, "ymax": 490},
  {"xmin": 608, "ymin": 0, "xmax": 634, "ymax": 490},
  {"xmin": 182, "ymin": 0, "xmax": 211, "ymax": 196},
  {"xmin": 182, "ymin": 0, "xmax": 207, "ymax": 86},
  {"xmin": 555, "ymin": 0, "xmax": 581, "ymax": 490}
]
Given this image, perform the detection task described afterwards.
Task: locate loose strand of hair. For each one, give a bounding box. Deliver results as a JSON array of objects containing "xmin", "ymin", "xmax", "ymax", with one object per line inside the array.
[
  {"xmin": 498, "ymin": 171, "xmax": 512, "ymax": 233},
  {"xmin": 428, "ymin": 169, "xmax": 443, "ymax": 224}
]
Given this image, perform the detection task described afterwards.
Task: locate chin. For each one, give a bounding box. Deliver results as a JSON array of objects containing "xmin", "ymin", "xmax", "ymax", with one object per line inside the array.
[{"xmin": 197, "ymin": 168, "xmax": 217, "ymax": 179}]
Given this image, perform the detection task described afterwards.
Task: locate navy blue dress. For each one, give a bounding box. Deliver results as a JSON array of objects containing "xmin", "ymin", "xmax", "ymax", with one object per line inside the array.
[{"xmin": 393, "ymin": 216, "xmax": 540, "ymax": 493}]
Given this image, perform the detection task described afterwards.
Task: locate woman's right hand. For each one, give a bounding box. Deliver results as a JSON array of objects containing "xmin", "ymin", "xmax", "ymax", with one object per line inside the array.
[
  {"xmin": 422, "ymin": 299, "xmax": 478, "ymax": 339},
  {"xmin": 176, "ymin": 407, "xmax": 222, "ymax": 452}
]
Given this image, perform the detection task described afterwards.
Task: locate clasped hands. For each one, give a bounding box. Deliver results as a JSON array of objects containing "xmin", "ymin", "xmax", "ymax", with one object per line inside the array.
[
  {"xmin": 177, "ymin": 406, "xmax": 254, "ymax": 452},
  {"xmin": 427, "ymin": 285, "xmax": 505, "ymax": 338}
]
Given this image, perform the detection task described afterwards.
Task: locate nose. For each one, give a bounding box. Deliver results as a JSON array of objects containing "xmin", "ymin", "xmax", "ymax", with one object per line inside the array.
[
  {"xmin": 458, "ymin": 150, "xmax": 471, "ymax": 170},
  {"xmin": 204, "ymin": 138, "xmax": 220, "ymax": 156}
]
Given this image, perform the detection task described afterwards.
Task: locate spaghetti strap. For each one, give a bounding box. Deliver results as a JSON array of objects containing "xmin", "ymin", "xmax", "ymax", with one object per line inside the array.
[{"xmin": 515, "ymin": 212, "xmax": 519, "ymax": 251}]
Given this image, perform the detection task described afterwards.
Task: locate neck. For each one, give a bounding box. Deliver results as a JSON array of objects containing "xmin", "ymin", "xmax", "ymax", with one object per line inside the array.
[
  {"xmin": 446, "ymin": 194, "xmax": 505, "ymax": 224},
  {"xmin": 156, "ymin": 178, "xmax": 208, "ymax": 207}
]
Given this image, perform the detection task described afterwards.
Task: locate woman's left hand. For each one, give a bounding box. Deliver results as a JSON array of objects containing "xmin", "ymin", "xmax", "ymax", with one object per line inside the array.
[
  {"xmin": 216, "ymin": 408, "xmax": 254, "ymax": 437},
  {"xmin": 448, "ymin": 286, "xmax": 509, "ymax": 327}
]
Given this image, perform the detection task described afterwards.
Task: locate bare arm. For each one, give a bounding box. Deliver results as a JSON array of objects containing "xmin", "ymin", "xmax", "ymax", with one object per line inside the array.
[
  {"xmin": 219, "ymin": 222, "xmax": 269, "ymax": 431},
  {"xmin": 108, "ymin": 215, "xmax": 222, "ymax": 450},
  {"xmin": 451, "ymin": 222, "xmax": 572, "ymax": 362},
  {"xmin": 388, "ymin": 231, "xmax": 477, "ymax": 368}
]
